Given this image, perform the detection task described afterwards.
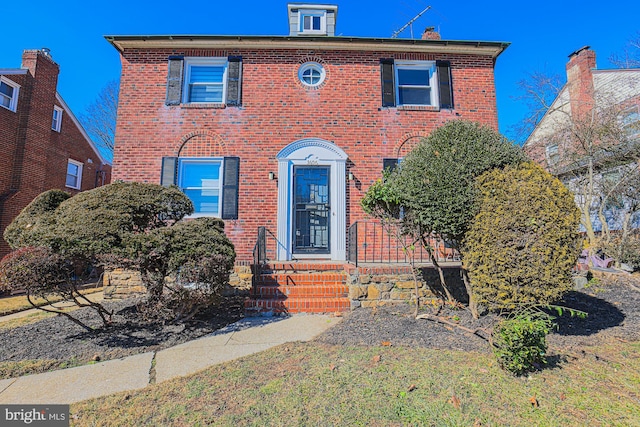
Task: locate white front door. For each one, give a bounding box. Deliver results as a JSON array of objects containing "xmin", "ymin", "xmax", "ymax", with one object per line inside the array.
[{"xmin": 276, "ymin": 138, "xmax": 348, "ymax": 261}]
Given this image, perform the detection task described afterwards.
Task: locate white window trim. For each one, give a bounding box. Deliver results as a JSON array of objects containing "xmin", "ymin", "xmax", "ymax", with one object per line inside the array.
[
  {"xmin": 298, "ymin": 62, "xmax": 326, "ymax": 88},
  {"xmin": 66, "ymin": 159, "xmax": 83, "ymax": 190},
  {"xmin": 621, "ymin": 105, "xmax": 640, "ymax": 139},
  {"xmin": 178, "ymin": 157, "xmax": 224, "ymax": 218},
  {"xmin": 52, "ymin": 105, "xmax": 63, "ymax": 132},
  {"xmin": 0, "ymin": 76, "xmax": 20, "ymax": 112},
  {"xmin": 546, "ymin": 143, "xmax": 559, "ymax": 166},
  {"xmin": 182, "ymin": 57, "xmax": 228, "ymax": 104},
  {"xmin": 298, "ymin": 9, "xmax": 327, "ymax": 35},
  {"xmin": 394, "ymin": 60, "xmax": 438, "ymax": 107}
]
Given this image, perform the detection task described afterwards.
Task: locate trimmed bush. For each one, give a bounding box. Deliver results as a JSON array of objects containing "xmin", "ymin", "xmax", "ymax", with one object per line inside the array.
[
  {"xmin": 135, "ymin": 217, "xmax": 236, "ymax": 322},
  {"xmin": 52, "ymin": 182, "xmax": 193, "ymax": 258},
  {"xmin": 3, "ymin": 190, "xmax": 70, "ymax": 250},
  {"xmin": 463, "ymin": 162, "xmax": 582, "ymax": 310},
  {"xmin": 390, "ymin": 120, "xmax": 526, "ymax": 241},
  {"xmin": 0, "ymin": 247, "xmax": 112, "ymax": 330},
  {"xmin": 492, "ymin": 310, "xmax": 552, "ymax": 375}
]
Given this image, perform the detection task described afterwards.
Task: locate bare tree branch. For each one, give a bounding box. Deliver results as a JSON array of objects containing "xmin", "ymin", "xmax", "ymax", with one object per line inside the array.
[
  {"xmin": 80, "ymin": 80, "xmax": 119, "ymax": 157},
  {"xmin": 609, "ymin": 32, "xmax": 640, "ymax": 69}
]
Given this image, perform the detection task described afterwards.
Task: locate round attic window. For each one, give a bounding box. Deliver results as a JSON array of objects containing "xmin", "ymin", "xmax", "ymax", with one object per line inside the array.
[{"xmin": 298, "ymin": 62, "xmax": 326, "ymax": 88}]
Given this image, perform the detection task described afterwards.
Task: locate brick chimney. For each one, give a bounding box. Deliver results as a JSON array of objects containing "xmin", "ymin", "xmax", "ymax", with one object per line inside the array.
[
  {"xmin": 421, "ymin": 27, "xmax": 441, "ymax": 40},
  {"xmin": 566, "ymin": 46, "xmax": 596, "ymax": 120}
]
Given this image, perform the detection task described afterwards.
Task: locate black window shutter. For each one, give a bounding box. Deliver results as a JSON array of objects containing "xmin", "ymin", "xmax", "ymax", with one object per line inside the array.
[
  {"xmin": 226, "ymin": 56, "xmax": 242, "ymax": 106},
  {"xmin": 383, "ymin": 158, "xmax": 399, "ymax": 173},
  {"xmin": 161, "ymin": 157, "xmax": 178, "ymax": 186},
  {"xmin": 166, "ymin": 56, "xmax": 184, "ymax": 105},
  {"xmin": 436, "ymin": 60, "xmax": 454, "ymax": 109},
  {"xmin": 221, "ymin": 157, "xmax": 240, "ymax": 220},
  {"xmin": 380, "ymin": 59, "xmax": 395, "ymax": 107}
]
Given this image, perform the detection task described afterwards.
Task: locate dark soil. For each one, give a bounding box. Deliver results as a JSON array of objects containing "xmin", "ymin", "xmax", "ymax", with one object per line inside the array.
[
  {"xmin": 1, "ymin": 273, "xmax": 638, "ymax": 370},
  {"xmin": 317, "ymin": 273, "xmax": 640, "ymax": 354},
  {"xmin": 0, "ymin": 295, "xmax": 246, "ymax": 364}
]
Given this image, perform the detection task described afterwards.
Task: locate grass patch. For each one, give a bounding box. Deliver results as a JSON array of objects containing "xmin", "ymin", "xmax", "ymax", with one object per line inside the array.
[
  {"xmin": 0, "ymin": 286, "xmax": 103, "ymax": 316},
  {"xmin": 0, "ymin": 358, "xmax": 87, "ymax": 379},
  {"xmin": 0, "ymin": 311, "xmax": 57, "ymax": 330},
  {"xmin": 71, "ymin": 341, "xmax": 640, "ymax": 426}
]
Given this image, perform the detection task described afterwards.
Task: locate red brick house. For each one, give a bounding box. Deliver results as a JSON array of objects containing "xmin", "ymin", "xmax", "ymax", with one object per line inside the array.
[
  {"xmin": 0, "ymin": 49, "xmax": 112, "ymax": 258},
  {"xmin": 107, "ymin": 4, "xmax": 509, "ymax": 312}
]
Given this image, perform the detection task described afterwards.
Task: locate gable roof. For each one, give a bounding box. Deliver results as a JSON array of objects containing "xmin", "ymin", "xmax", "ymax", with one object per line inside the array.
[{"xmin": 56, "ymin": 93, "xmax": 110, "ymax": 165}]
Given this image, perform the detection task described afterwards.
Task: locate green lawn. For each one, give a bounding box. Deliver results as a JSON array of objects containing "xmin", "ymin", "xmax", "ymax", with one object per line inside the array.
[{"xmin": 71, "ymin": 340, "xmax": 640, "ymax": 426}]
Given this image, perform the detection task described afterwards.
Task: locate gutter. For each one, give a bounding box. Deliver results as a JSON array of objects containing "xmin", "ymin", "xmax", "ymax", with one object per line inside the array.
[{"xmin": 105, "ymin": 35, "xmax": 510, "ymax": 59}]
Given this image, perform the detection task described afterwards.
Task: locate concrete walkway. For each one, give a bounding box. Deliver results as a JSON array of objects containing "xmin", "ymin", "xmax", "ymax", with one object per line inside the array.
[{"xmin": 0, "ymin": 314, "xmax": 340, "ymax": 404}]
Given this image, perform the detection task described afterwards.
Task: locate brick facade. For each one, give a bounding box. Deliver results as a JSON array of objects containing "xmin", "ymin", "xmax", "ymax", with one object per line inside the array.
[
  {"xmin": 110, "ymin": 36, "xmax": 505, "ymax": 262},
  {"xmin": 0, "ymin": 49, "xmax": 112, "ymax": 257}
]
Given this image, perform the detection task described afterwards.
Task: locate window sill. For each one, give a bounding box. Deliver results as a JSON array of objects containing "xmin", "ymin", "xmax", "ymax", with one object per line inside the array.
[
  {"xmin": 0, "ymin": 104, "xmax": 17, "ymax": 113},
  {"xmin": 396, "ymin": 105, "xmax": 439, "ymax": 112},
  {"xmin": 181, "ymin": 103, "xmax": 227, "ymax": 109},
  {"xmin": 65, "ymin": 185, "xmax": 81, "ymax": 190}
]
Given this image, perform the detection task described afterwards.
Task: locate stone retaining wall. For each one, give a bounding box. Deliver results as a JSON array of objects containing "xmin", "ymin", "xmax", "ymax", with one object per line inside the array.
[
  {"xmin": 103, "ymin": 266, "xmax": 253, "ymax": 299},
  {"xmin": 347, "ymin": 265, "xmax": 467, "ymax": 309}
]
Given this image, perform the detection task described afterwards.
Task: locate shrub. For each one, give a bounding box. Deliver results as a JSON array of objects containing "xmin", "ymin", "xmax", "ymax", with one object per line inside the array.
[
  {"xmin": 52, "ymin": 182, "xmax": 193, "ymax": 258},
  {"xmin": 0, "ymin": 247, "xmax": 112, "ymax": 330},
  {"xmin": 390, "ymin": 120, "xmax": 526, "ymax": 241},
  {"xmin": 463, "ymin": 162, "xmax": 582, "ymax": 310},
  {"xmin": 3, "ymin": 190, "xmax": 70, "ymax": 250},
  {"xmin": 492, "ymin": 310, "xmax": 552, "ymax": 375},
  {"xmin": 602, "ymin": 234, "xmax": 640, "ymax": 271},
  {"xmin": 135, "ymin": 217, "xmax": 236, "ymax": 322}
]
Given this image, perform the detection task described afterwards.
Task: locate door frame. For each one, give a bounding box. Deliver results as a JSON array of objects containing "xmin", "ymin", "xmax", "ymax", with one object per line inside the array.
[
  {"xmin": 276, "ymin": 138, "xmax": 348, "ymax": 261},
  {"xmin": 292, "ymin": 165, "xmax": 331, "ymax": 255}
]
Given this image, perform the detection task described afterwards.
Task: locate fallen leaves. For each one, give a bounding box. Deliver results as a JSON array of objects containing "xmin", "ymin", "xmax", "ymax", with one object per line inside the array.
[
  {"xmin": 450, "ymin": 394, "xmax": 461, "ymax": 409},
  {"xmin": 372, "ymin": 354, "xmax": 381, "ymax": 364},
  {"xmin": 381, "ymin": 341, "xmax": 392, "ymax": 347},
  {"xmin": 529, "ymin": 396, "xmax": 539, "ymax": 407}
]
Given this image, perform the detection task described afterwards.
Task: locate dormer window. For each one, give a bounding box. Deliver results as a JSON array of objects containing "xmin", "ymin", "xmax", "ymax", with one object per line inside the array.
[{"xmin": 299, "ymin": 10, "xmax": 326, "ymax": 34}]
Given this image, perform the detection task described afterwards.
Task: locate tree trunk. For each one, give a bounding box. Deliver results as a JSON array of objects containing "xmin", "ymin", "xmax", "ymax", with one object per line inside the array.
[{"xmin": 461, "ymin": 268, "xmax": 479, "ymax": 319}]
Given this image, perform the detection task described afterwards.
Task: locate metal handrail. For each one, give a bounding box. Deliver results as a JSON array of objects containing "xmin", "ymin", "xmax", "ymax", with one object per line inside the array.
[{"xmin": 346, "ymin": 220, "xmax": 460, "ymax": 266}]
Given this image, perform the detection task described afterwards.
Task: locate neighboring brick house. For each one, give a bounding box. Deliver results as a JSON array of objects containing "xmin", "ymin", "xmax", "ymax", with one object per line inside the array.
[
  {"xmin": 107, "ymin": 3, "xmax": 508, "ymax": 267},
  {"xmin": 524, "ymin": 46, "xmax": 640, "ymax": 170},
  {"xmin": 0, "ymin": 49, "xmax": 112, "ymax": 258},
  {"xmin": 523, "ymin": 47, "xmax": 640, "ymax": 235}
]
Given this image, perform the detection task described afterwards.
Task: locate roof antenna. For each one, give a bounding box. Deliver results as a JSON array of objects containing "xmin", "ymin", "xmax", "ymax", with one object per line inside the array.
[{"xmin": 391, "ymin": 5, "xmax": 432, "ymax": 38}]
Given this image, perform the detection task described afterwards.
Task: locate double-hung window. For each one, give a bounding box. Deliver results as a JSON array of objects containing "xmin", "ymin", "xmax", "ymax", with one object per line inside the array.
[
  {"xmin": 52, "ymin": 106, "xmax": 63, "ymax": 132},
  {"xmin": 183, "ymin": 58, "xmax": 228, "ymax": 104},
  {"xmin": 66, "ymin": 159, "xmax": 83, "ymax": 189},
  {"xmin": 395, "ymin": 61, "xmax": 437, "ymax": 106},
  {"xmin": 0, "ymin": 77, "xmax": 20, "ymax": 112},
  {"xmin": 381, "ymin": 59, "xmax": 453, "ymax": 109},
  {"xmin": 178, "ymin": 158, "xmax": 223, "ymax": 216}
]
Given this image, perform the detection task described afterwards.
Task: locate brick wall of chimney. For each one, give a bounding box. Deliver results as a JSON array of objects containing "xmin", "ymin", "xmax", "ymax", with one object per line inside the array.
[
  {"xmin": 421, "ymin": 27, "xmax": 441, "ymax": 40},
  {"xmin": 566, "ymin": 46, "xmax": 596, "ymax": 120}
]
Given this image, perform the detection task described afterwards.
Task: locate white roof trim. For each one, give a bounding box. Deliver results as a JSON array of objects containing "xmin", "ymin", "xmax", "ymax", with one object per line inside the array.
[
  {"xmin": 0, "ymin": 68, "xmax": 29, "ymax": 75},
  {"xmin": 55, "ymin": 93, "xmax": 110, "ymax": 165}
]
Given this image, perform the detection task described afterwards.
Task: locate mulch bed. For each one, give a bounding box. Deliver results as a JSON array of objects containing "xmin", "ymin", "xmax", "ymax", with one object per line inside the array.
[
  {"xmin": 0, "ymin": 273, "xmax": 638, "ymax": 368},
  {"xmin": 0, "ymin": 295, "xmax": 246, "ymax": 363},
  {"xmin": 318, "ymin": 273, "xmax": 640, "ymax": 354}
]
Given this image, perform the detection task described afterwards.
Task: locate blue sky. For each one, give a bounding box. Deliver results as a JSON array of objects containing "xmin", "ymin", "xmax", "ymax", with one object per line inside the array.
[{"xmin": 2, "ymin": 0, "xmax": 638, "ymax": 145}]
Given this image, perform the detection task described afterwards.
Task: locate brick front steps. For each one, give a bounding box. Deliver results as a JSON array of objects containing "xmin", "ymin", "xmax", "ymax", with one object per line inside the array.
[{"xmin": 245, "ymin": 263, "xmax": 350, "ymax": 315}]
